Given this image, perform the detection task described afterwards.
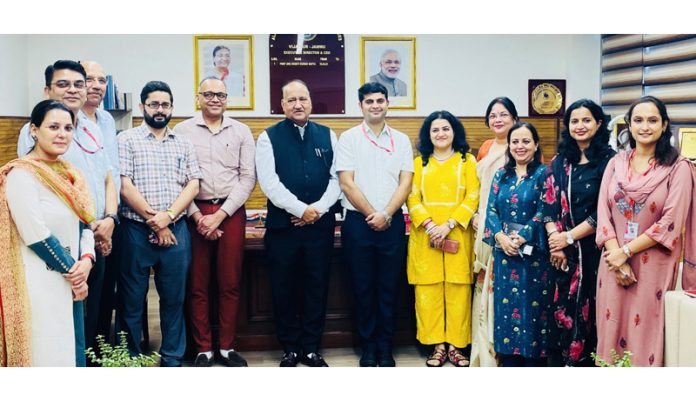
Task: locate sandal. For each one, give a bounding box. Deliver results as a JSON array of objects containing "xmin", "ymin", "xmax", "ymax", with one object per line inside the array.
[
  {"xmin": 447, "ymin": 348, "xmax": 470, "ymax": 367},
  {"xmin": 426, "ymin": 347, "xmax": 447, "ymax": 367}
]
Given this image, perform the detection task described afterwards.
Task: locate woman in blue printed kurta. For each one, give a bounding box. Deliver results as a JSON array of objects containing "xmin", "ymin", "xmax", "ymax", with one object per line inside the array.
[{"xmin": 483, "ymin": 122, "xmax": 555, "ymax": 366}]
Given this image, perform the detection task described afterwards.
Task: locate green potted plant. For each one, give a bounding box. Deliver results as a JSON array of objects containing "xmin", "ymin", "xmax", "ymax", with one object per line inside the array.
[
  {"xmin": 591, "ymin": 349, "xmax": 632, "ymax": 367},
  {"xmin": 85, "ymin": 331, "xmax": 160, "ymax": 367}
]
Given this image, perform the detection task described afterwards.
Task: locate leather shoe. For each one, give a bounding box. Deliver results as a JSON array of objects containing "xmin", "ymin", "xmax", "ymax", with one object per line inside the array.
[
  {"xmin": 194, "ymin": 353, "xmax": 213, "ymax": 367},
  {"xmin": 301, "ymin": 352, "xmax": 328, "ymax": 367},
  {"xmin": 279, "ymin": 351, "xmax": 300, "ymax": 367},
  {"xmin": 359, "ymin": 352, "xmax": 378, "ymax": 367},
  {"xmin": 220, "ymin": 350, "xmax": 248, "ymax": 367},
  {"xmin": 378, "ymin": 352, "xmax": 396, "ymax": 367}
]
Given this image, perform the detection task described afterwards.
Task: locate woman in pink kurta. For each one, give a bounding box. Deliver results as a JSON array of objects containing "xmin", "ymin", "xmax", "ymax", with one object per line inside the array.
[{"xmin": 595, "ymin": 96, "xmax": 696, "ymax": 367}]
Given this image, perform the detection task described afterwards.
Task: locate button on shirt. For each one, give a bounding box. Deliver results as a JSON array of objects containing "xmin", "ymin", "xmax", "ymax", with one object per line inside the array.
[
  {"xmin": 335, "ymin": 122, "xmax": 414, "ymax": 212},
  {"xmin": 174, "ymin": 115, "xmax": 256, "ymax": 217},
  {"xmin": 17, "ymin": 111, "xmax": 111, "ymax": 218},
  {"xmin": 118, "ymin": 123, "xmax": 202, "ymax": 223}
]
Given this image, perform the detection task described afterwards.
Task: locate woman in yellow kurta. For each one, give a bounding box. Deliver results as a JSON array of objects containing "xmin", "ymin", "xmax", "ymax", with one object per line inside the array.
[{"xmin": 407, "ymin": 110, "xmax": 480, "ymax": 367}]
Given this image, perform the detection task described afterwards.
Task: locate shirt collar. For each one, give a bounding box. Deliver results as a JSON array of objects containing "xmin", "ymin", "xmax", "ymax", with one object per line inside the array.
[
  {"xmin": 193, "ymin": 114, "xmax": 234, "ymax": 133},
  {"xmin": 139, "ymin": 121, "xmax": 175, "ymax": 140},
  {"xmin": 362, "ymin": 121, "xmax": 390, "ymax": 138}
]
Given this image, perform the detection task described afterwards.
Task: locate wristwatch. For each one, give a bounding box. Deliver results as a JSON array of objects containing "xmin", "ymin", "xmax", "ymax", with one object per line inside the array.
[
  {"xmin": 622, "ymin": 244, "xmax": 633, "ymax": 258},
  {"xmin": 105, "ymin": 213, "xmax": 120, "ymax": 226},
  {"xmin": 565, "ymin": 231, "xmax": 574, "ymax": 245},
  {"xmin": 381, "ymin": 210, "xmax": 393, "ymax": 225},
  {"xmin": 166, "ymin": 209, "xmax": 177, "ymax": 221},
  {"xmin": 447, "ymin": 219, "xmax": 456, "ymax": 229}
]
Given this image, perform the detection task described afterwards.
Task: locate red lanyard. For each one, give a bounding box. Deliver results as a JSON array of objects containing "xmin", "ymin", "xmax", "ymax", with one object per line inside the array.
[
  {"xmin": 73, "ymin": 126, "xmax": 102, "ymax": 154},
  {"xmin": 361, "ymin": 123, "xmax": 394, "ymax": 154},
  {"xmin": 627, "ymin": 149, "xmax": 655, "ymax": 181}
]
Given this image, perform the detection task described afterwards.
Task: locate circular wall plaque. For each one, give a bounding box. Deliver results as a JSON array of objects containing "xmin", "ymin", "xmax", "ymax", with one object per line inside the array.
[{"xmin": 531, "ymin": 82, "xmax": 563, "ymax": 115}]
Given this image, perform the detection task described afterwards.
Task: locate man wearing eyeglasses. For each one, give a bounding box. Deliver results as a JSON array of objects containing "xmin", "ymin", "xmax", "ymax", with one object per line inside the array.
[
  {"xmin": 118, "ymin": 81, "xmax": 201, "ymax": 367},
  {"xmin": 173, "ymin": 77, "xmax": 255, "ymax": 367},
  {"xmin": 16, "ymin": 59, "xmax": 117, "ymax": 367},
  {"xmin": 255, "ymin": 79, "xmax": 340, "ymax": 367}
]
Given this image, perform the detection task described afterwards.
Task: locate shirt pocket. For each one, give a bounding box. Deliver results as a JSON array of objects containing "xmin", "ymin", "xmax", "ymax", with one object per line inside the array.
[
  {"xmin": 219, "ymin": 142, "xmax": 240, "ymax": 170},
  {"xmin": 175, "ymin": 155, "xmax": 187, "ymax": 185}
]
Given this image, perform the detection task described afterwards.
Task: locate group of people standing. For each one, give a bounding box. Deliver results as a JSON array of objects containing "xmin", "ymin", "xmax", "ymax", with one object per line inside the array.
[{"xmin": 0, "ymin": 58, "xmax": 694, "ymax": 368}]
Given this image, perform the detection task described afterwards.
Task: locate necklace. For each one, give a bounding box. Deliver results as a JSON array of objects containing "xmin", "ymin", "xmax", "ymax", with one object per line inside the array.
[{"xmin": 433, "ymin": 149, "xmax": 455, "ymax": 162}]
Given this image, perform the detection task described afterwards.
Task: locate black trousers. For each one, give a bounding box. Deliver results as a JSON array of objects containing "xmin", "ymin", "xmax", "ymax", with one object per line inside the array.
[
  {"xmin": 265, "ymin": 225, "xmax": 334, "ymax": 354},
  {"xmin": 341, "ymin": 210, "xmax": 406, "ymax": 354},
  {"xmin": 95, "ymin": 222, "xmax": 122, "ymax": 343}
]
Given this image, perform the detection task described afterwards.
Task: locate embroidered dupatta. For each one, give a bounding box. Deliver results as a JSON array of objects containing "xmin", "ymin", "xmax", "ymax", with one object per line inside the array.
[{"xmin": 0, "ymin": 158, "xmax": 94, "ymax": 366}]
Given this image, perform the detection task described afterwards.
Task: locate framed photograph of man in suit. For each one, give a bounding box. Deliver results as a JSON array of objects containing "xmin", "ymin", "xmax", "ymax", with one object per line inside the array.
[
  {"xmin": 360, "ymin": 36, "xmax": 416, "ymax": 110},
  {"xmin": 194, "ymin": 35, "xmax": 254, "ymax": 110}
]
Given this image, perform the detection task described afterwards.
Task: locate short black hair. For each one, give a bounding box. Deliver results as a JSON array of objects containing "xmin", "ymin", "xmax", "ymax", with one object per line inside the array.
[
  {"xmin": 625, "ymin": 95, "xmax": 679, "ymax": 166},
  {"xmin": 44, "ymin": 60, "xmax": 86, "ymax": 87},
  {"xmin": 358, "ymin": 82, "xmax": 388, "ymax": 102},
  {"xmin": 140, "ymin": 81, "xmax": 173, "ymax": 104},
  {"xmin": 557, "ymin": 99, "xmax": 613, "ymax": 165},
  {"xmin": 213, "ymin": 45, "xmax": 230, "ymax": 58},
  {"xmin": 417, "ymin": 110, "xmax": 470, "ymax": 166},
  {"xmin": 484, "ymin": 96, "xmax": 519, "ymax": 128}
]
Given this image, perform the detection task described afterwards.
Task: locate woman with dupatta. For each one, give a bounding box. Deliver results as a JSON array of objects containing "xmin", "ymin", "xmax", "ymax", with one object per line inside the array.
[
  {"xmin": 469, "ymin": 97, "xmax": 519, "ymax": 367},
  {"xmin": 0, "ymin": 100, "xmax": 95, "ymax": 366},
  {"xmin": 544, "ymin": 99, "xmax": 615, "ymax": 366},
  {"xmin": 595, "ymin": 96, "xmax": 696, "ymax": 366}
]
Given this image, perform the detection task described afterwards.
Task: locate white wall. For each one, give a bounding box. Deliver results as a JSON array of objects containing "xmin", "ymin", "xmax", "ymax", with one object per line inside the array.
[
  {"xmin": 0, "ymin": 35, "xmax": 28, "ymax": 116},
  {"xmin": 5, "ymin": 34, "xmax": 601, "ymax": 118}
]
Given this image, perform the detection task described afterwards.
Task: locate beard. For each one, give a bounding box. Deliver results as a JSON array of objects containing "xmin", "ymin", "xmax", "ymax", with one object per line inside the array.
[{"xmin": 144, "ymin": 111, "xmax": 172, "ymax": 129}]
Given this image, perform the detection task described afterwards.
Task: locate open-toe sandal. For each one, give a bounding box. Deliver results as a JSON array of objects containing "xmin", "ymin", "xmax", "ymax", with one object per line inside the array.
[
  {"xmin": 447, "ymin": 348, "xmax": 470, "ymax": 367},
  {"xmin": 426, "ymin": 348, "xmax": 447, "ymax": 367}
]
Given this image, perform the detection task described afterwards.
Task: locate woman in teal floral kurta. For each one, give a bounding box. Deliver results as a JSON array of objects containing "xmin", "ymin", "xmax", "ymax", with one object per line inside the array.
[{"xmin": 483, "ymin": 122, "xmax": 556, "ymax": 367}]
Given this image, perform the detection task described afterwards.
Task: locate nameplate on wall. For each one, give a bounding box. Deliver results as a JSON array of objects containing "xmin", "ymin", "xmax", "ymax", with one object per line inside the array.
[{"xmin": 269, "ymin": 34, "xmax": 345, "ymax": 114}]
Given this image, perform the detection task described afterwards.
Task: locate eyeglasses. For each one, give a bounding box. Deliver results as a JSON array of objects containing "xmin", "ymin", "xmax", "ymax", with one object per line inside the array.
[
  {"xmin": 145, "ymin": 102, "xmax": 172, "ymax": 110},
  {"xmin": 488, "ymin": 112, "xmax": 511, "ymax": 120},
  {"xmin": 284, "ymin": 97, "xmax": 310, "ymax": 105},
  {"xmin": 86, "ymin": 77, "xmax": 108, "ymax": 85},
  {"xmin": 198, "ymin": 91, "xmax": 228, "ymax": 101},
  {"xmin": 52, "ymin": 80, "xmax": 86, "ymax": 90}
]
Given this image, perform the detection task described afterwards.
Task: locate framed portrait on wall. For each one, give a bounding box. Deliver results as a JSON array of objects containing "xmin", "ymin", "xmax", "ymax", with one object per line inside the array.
[
  {"xmin": 194, "ymin": 35, "xmax": 254, "ymax": 110},
  {"xmin": 360, "ymin": 36, "xmax": 416, "ymax": 110}
]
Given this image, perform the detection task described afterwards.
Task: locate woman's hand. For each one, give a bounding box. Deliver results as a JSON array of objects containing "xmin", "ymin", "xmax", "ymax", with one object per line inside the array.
[
  {"xmin": 72, "ymin": 281, "xmax": 88, "ymax": 301},
  {"xmin": 472, "ymin": 213, "xmax": 480, "ymax": 232},
  {"xmin": 613, "ymin": 263, "xmax": 637, "ymax": 287},
  {"xmin": 496, "ymin": 232, "xmax": 519, "ymax": 257},
  {"xmin": 429, "ymin": 224, "xmax": 452, "ymax": 248},
  {"xmin": 603, "ymin": 248, "xmax": 628, "ymax": 270},
  {"xmin": 548, "ymin": 231, "xmax": 569, "ymax": 252},
  {"xmin": 550, "ymin": 250, "xmax": 568, "ymax": 271},
  {"xmin": 64, "ymin": 258, "xmax": 92, "ymax": 286}
]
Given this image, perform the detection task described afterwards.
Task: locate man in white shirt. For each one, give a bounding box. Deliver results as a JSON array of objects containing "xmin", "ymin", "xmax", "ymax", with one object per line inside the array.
[
  {"xmin": 336, "ymin": 82, "xmax": 414, "ymax": 367},
  {"xmin": 256, "ymin": 80, "xmax": 340, "ymax": 367}
]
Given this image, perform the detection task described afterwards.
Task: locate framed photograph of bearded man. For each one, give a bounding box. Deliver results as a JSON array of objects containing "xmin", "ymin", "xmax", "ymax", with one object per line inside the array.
[
  {"xmin": 194, "ymin": 35, "xmax": 254, "ymax": 110},
  {"xmin": 360, "ymin": 36, "xmax": 416, "ymax": 109}
]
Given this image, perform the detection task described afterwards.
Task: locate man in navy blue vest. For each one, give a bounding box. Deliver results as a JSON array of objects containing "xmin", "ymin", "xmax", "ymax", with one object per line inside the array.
[{"xmin": 255, "ymin": 80, "xmax": 340, "ymax": 367}]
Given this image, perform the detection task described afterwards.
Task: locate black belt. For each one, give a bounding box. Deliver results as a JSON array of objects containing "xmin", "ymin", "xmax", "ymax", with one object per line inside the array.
[{"xmin": 197, "ymin": 198, "xmax": 227, "ymax": 205}]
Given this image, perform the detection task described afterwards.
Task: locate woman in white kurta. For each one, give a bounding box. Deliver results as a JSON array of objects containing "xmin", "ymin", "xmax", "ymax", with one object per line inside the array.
[
  {"xmin": 0, "ymin": 100, "xmax": 95, "ymax": 366},
  {"xmin": 470, "ymin": 97, "xmax": 519, "ymax": 367}
]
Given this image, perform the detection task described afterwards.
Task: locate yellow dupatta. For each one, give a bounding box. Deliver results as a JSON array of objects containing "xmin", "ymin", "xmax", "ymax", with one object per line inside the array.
[{"xmin": 0, "ymin": 158, "xmax": 94, "ymax": 367}]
